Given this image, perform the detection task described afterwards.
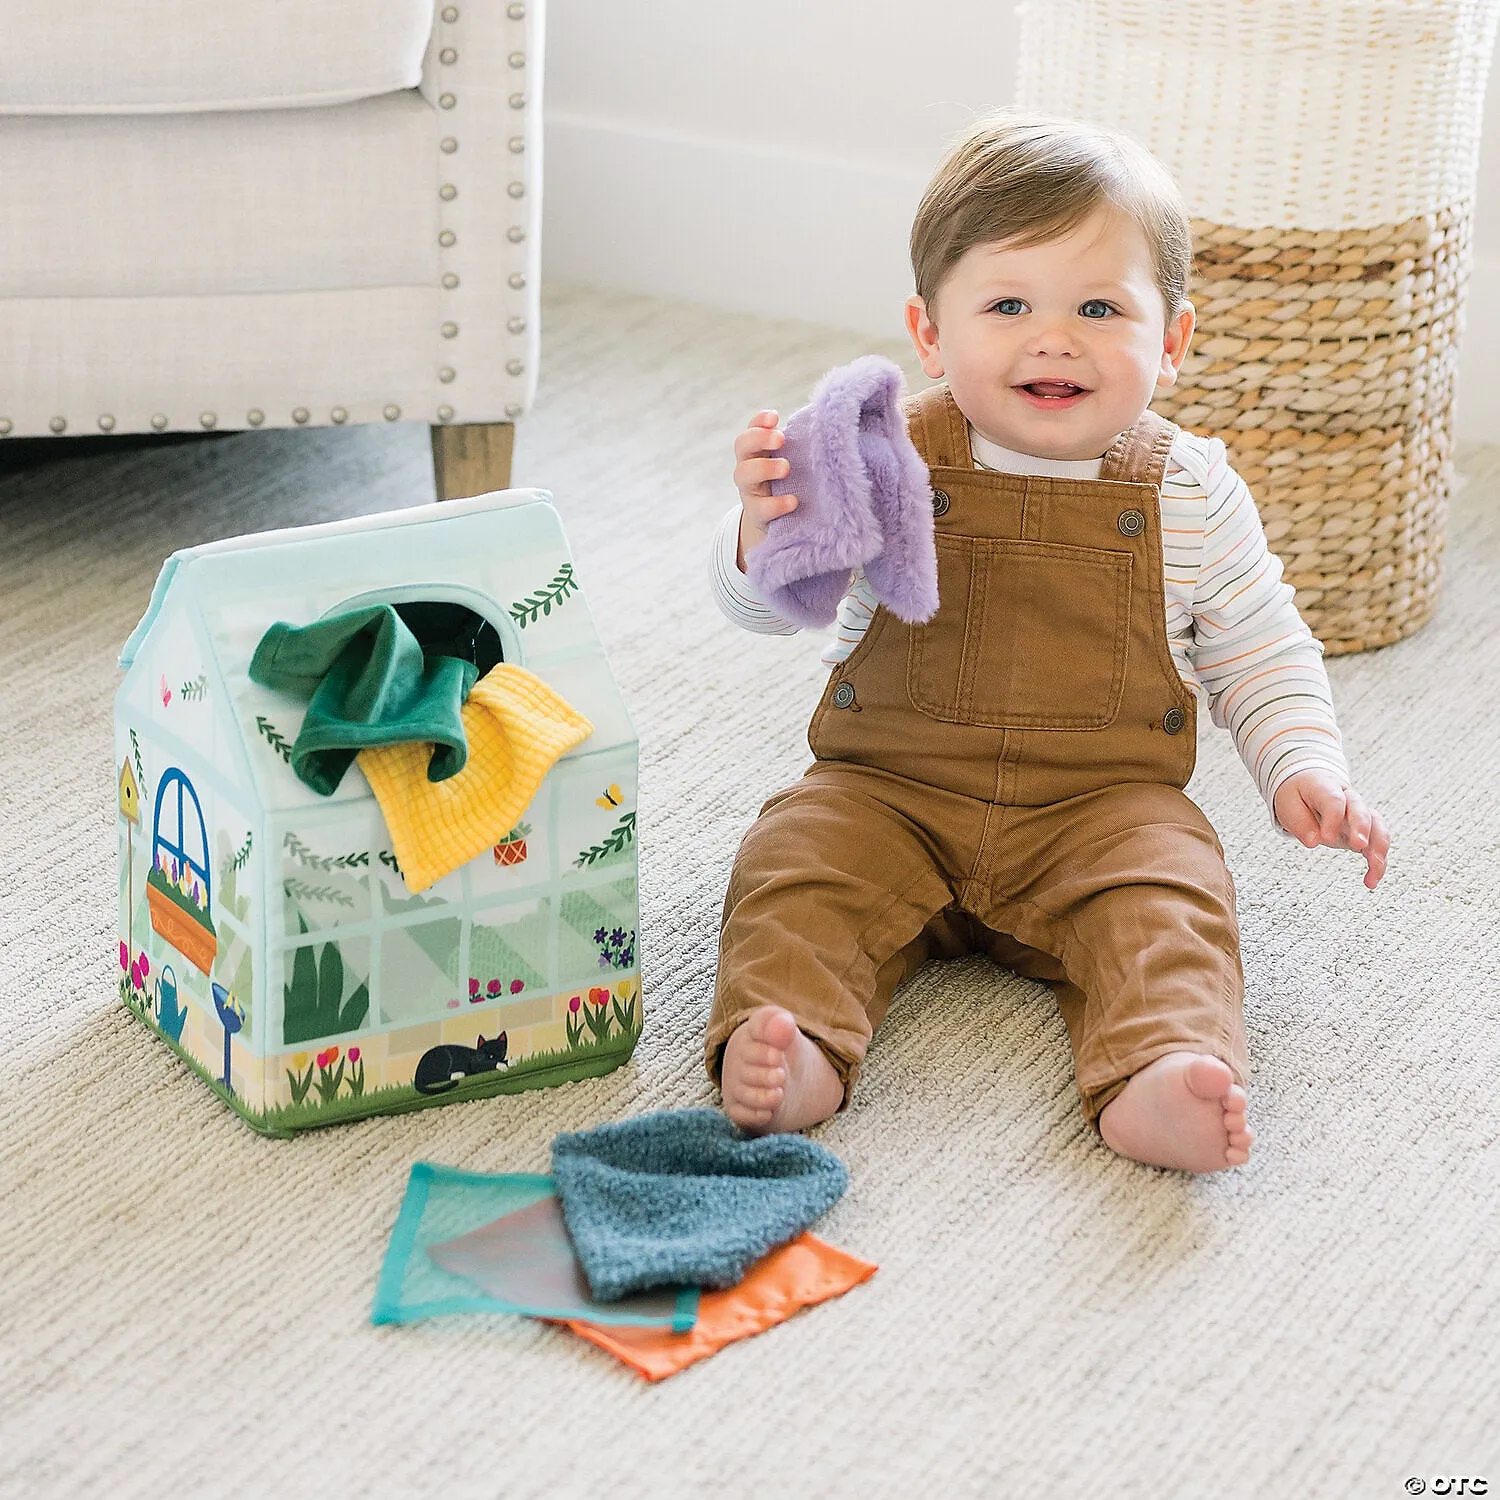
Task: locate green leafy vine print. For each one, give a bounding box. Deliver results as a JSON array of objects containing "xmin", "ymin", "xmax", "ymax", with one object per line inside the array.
[
  {"xmin": 574, "ymin": 810, "xmax": 637, "ymax": 868},
  {"xmin": 283, "ymin": 832, "xmax": 369, "ymax": 872},
  {"xmin": 282, "ymin": 878, "xmax": 355, "ymax": 908},
  {"xmin": 129, "ymin": 728, "xmax": 149, "ymax": 805},
  {"xmin": 230, "ymin": 832, "xmax": 254, "ymax": 873},
  {"xmin": 256, "ymin": 715, "xmax": 293, "ymax": 763},
  {"xmin": 509, "ymin": 563, "xmax": 578, "ymax": 628}
]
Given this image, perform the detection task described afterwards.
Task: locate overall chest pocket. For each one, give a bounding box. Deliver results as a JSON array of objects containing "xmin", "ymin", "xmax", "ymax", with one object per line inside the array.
[{"xmin": 907, "ymin": 535, "xmax": 1132, "ymax": 729}]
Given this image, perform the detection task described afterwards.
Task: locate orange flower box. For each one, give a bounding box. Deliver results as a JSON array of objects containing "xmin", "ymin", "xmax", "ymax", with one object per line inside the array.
[{"xmin": 147, "ymin": 881, "xmax": 219, "ymax": 974}]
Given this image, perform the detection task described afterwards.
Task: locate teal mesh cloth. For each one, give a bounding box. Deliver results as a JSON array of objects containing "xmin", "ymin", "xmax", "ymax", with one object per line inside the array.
[{"xmin": 370, "ymin": 1163, "xmax": 698, "ymax": 1330}]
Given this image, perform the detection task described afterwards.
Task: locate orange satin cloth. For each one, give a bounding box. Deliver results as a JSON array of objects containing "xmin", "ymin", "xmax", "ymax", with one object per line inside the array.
[{"xmin": 561, "ymin": 1233, "xmax": 877, "ymax": 1381}]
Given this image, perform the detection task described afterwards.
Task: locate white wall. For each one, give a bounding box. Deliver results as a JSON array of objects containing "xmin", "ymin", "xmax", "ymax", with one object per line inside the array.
[{"xmin": 543, "ymin": 1, "xmax": 1500, "ymax": 439}]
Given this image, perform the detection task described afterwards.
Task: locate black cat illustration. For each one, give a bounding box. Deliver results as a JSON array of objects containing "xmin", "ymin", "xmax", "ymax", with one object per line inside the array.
[{"xmin": 413, "ymin": 1032, "xmax": 509, "ymax": 1095}]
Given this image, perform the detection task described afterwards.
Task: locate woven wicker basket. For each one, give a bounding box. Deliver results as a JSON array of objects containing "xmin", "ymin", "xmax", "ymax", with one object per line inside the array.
[{"xmin": 1016, "ymin": 0, "xmax": 1500, "ymax": 653}]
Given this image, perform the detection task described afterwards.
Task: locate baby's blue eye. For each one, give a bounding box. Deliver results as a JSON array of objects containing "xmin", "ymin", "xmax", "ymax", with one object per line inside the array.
[
  {"xmin": 1079, "ymin": 299, "xmax": 1114, "ymax": 319},
  {"xmin": 991, "ymin": 298, "xmax": 1026, "ymax": 316}
]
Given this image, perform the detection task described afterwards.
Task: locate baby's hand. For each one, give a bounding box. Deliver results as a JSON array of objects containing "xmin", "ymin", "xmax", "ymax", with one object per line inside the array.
[
  {"xmin": 733, "ymin": 410, "xmax": 797, "ymax": 569},
  {"xmin": 1273, "ymin": 770, "xmax": 1390, "ymax": 889}
]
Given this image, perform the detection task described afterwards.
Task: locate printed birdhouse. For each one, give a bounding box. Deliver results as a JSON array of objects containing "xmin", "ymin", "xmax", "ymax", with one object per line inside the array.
[{"xmin": 114, "ymin": 489, "xmax": 641, "ymax": 1136}]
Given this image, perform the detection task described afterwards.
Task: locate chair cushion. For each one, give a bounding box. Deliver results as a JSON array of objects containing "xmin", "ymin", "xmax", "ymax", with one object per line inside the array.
[
  {"xmin": 0, "ymin": 94, "xmax": 438, "ymax": 299},
  {"xmin": 0, "ymin": 0, "xmax": 433, "ymax": 114}
]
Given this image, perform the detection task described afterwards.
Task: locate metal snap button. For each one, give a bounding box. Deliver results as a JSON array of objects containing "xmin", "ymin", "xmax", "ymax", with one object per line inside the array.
[
  {"xmin": 931, "ymin": 488, "xmax": 950, "ymax": 517},
  {"xmin": 832, "ymin": 682, "xmax": 856, "ymax": 709},
  {"xmin": 1162, "ymin": 707, "xmax": 1186, "ymax": 734},
  {"xmin": 1118, "ymin": 509, "xmax": 1145, "ymax": 537}
]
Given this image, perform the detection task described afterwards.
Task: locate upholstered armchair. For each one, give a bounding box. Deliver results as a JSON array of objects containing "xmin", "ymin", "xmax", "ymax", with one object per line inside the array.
[{"xmin": 0, "ymin": 0, "xmax": 542, "ymax": 499}]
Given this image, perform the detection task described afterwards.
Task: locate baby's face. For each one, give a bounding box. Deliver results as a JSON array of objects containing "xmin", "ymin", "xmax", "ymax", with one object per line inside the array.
[{"xmin": 906, "ymin": 207, "xmax": 1194, "ymax": 461}]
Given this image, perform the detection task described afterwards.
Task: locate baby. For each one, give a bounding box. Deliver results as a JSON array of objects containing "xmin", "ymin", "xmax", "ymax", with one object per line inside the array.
[{"xmin": 705, "ymin": 111, "xmax": 1390, "ymax": 1173}]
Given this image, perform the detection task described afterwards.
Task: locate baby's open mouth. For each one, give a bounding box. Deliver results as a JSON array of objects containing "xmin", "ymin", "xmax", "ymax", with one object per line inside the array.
[{"xmin": 1017, "ymin": 380, "xmax": 1089, "ymax": 402}]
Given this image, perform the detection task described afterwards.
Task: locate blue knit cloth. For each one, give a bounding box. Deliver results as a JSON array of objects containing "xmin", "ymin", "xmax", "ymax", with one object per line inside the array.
[{"xmin": 551, "ymin": 1109, "xmax": 849, "ymax": 1300}]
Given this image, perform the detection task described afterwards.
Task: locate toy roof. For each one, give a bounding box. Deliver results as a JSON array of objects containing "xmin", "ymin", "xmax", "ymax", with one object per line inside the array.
[{"xmin": 118, "ymin": 488, "xmax": 637, "ymax": 814}]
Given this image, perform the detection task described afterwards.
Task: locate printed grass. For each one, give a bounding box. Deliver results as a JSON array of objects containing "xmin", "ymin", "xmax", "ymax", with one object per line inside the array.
[{"xmin": 123, "ymin": 997, "xmax": 640, "ymax": 1139}]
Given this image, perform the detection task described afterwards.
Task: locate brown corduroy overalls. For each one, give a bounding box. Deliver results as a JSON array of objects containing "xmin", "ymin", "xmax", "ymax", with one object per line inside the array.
[{"xmin": 706, "ymin": 384, "xmax": 1248, "ymax": 1127}]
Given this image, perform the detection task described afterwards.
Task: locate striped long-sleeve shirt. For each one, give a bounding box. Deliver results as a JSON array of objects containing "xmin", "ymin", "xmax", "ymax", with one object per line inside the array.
[{"xmin": 711, "ymin": 425, "xmax": 1350, "ymax": 824}]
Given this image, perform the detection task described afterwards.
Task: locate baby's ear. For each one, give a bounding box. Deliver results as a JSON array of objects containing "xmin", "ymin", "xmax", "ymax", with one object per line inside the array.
[
  {"xmin": 1157, "ymin": 301, "xmax": 1196, "ymax": 389},
  {"xmin": 906, "ymin": 296, "xmax": 945, "ymax": 379}
]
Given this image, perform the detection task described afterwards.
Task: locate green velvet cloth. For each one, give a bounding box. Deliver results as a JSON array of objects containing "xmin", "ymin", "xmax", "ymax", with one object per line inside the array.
[{"xmin": 250, "ymin": 605, "xmax": 482, "ymax": 796}]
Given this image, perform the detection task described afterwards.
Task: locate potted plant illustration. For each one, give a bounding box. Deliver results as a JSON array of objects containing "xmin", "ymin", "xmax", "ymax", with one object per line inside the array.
[{"xmin": 492, "ymin": 822, "xmax": 531, "ymax": 867}]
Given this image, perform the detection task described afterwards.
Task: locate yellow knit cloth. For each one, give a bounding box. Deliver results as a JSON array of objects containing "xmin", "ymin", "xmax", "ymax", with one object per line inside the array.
[{"xmin": 358, "ymin": 663, "xmax": 594, "ymax": 893}]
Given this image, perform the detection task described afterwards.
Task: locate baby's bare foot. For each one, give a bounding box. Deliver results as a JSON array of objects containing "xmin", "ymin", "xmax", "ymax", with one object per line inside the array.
[
  {"xmin": 1098, "ymin": 1052, "xmax": 1253, "ymax": 1173},
  {"xmin": 720, "ymin": 1007, "xmax": 844, "ymax": 1134}
]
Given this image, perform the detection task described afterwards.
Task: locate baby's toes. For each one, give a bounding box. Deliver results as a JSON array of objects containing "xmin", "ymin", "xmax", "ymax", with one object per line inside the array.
[
  {"xmin": 741, "ymin": 1040, "xmax": 785, "ymax": 1072},
  {"xmin": 732, "ymin": 1078, "xmax": 785, "ymax": 1112},
  {"xmin": 1223, "ymin": 1083, "xmax": 1247, "ymax": 1113},
  {"xmin": 740, "ymin": 1063, "xmax": 786, "ymax": 1095}
]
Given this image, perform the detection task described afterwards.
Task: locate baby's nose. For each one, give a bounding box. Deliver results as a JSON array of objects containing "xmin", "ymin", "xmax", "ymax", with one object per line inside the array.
[{"xmin": 1026, "ymin": 319, "xmax": 1081, "ymax": 358}]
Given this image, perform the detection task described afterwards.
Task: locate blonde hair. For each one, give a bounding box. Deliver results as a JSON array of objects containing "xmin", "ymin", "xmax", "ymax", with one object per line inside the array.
[{"xmin": 910, "ymin": 110, "xmax": 1192, "ymax": 322}]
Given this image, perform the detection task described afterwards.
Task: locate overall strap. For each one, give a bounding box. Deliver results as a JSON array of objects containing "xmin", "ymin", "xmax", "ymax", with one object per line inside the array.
[
  {"xmin": 904, "ymin": 383, "xmax": 971, "ymax": 469},
  {"xmin": 1098, "ymin": 408, "xmax": 1178, "ymax": 487}
]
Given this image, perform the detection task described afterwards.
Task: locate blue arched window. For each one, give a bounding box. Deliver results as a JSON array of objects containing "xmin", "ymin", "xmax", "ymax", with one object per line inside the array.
[{"xmin": 151, "ymin": 767, "xmax": 211, "ymax": 909}]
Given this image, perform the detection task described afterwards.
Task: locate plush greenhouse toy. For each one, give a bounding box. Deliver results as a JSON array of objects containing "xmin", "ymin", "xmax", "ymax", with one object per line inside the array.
[{"xmin": 114, "ymin": 490, "xmax": 641, "ymax": 1135}]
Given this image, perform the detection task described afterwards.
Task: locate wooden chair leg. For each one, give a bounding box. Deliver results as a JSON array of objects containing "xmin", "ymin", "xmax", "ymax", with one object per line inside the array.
[{"xmin": 430, "ymin": 421, "xmax": 515, "ymax": 500}]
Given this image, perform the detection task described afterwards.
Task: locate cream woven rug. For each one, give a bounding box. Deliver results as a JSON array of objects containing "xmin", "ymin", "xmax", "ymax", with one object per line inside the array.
[{"xmin": 2, "ymin": 284, "xmax": 1497, "ymax": 1500}]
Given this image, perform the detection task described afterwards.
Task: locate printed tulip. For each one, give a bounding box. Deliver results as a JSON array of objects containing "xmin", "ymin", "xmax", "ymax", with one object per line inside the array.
[
  {"xmin": 119, "ymin": 941, "xmax": 129, "ymax": 972},
  {"xmin": 510, "ymin": 979, "xmax": 524, "ymax": 994},
  {"xmin": 468, "ymin": 978, "xmax": 481, "ymax": 999},
  {"xmin": 487, "ymin": 979, "xmax": 503, "ymax": 997},
  {"xmin": 348, "ymin": 1046, "xmax": 360, "ymax": 1063},
  {"xmin": 569, "ymin": 995, "xmax": 581, "ymax": 1013}
]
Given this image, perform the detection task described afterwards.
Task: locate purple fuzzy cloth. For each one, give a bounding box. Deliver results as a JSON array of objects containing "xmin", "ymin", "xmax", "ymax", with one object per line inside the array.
[{"xmin": 746, "ymin": 355, "xmax": 938, "ymax": 628}]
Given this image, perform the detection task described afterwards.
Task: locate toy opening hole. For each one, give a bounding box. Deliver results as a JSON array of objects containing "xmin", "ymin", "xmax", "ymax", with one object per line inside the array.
[{"xmin": 393, "ymin": 601, "xmax": 504, "ymax": 676}]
